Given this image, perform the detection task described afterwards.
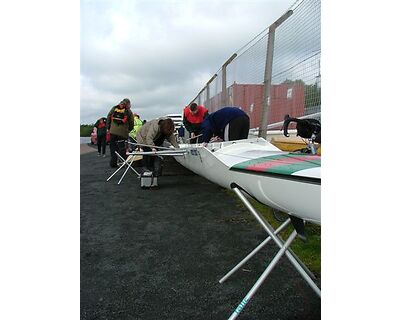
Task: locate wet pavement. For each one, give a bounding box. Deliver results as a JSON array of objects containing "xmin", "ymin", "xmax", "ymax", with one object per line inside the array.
[{"xmin": 80, "ymin": 144, "xmax": 321, "ymax": 320}]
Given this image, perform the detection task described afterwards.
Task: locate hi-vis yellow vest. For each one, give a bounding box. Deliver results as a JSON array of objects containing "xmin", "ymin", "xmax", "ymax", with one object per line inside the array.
[{"xmin": 129, "ymin": 116, "xmax": 143, "ymax": 139}]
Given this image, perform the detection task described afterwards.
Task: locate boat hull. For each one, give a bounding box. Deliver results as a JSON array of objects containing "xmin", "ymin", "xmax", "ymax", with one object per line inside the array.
[{"xmin": 175, "ymin": 138, "xmax": 321, "ymax": 224}]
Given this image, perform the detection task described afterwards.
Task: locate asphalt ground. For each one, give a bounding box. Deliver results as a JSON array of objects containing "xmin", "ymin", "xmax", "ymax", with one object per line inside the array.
[{"xmin": 80, "ymin": 144, "xmax": 321, "ymax": 320}]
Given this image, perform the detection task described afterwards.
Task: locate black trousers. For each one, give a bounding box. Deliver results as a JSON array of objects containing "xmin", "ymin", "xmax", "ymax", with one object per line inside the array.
[
  {"xmin": 128, "ymin": 137, "xmax": 137, "ymax": 152},
  {"xmin": 142, "ymin": 134, "xmax": 165, "ymax": 176},
  {"xmin": 97, "ymin": 134, "xmax": 106, "ymax": 155},
  {"xmin": 228, "ymin": 115, "xmax": 250, "ymax": 141},
  {"xmin": 109, "ymin": 134, "xmax": 127, "ymax": 168}
]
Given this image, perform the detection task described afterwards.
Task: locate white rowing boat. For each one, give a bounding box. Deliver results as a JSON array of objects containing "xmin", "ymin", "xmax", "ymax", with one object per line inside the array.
[
  {"xmin": 175, "ymin": 137, "xmax": 321, "ymax": 224},
  {"xmin": 175, "ymin": 137, "xmax": 322, "ymax": 316}
]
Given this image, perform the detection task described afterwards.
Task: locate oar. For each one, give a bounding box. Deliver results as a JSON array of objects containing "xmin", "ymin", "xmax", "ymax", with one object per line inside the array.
[
  {"xmin": 127, "ymin": 150, "xmax": 188, "ymax": 156},
  {"xmin": 185, "ymin": 133, "xmax": 203, "ymax": 143},
  {"xmin": 128, "ymin": 142, "xmax": 178, "ymax": 150}
]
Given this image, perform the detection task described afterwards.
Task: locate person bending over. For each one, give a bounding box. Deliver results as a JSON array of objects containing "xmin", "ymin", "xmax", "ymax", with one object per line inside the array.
[
  {"xmin": 183, "ymin": 102, "xmax": 208, "ymax": 143},
  {"xmin": 136, "ymin": 118, "xmax": 179, "ymax": 176},
  {"xmin": 199, "ymin": 106, "xmax": 250, "ymax": 144}
]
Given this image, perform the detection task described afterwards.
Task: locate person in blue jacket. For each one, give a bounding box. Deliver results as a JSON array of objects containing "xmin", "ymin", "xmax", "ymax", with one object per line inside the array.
[{"xmin": 199, "ymin": 106, "xmax": 250, "ymax": 143}]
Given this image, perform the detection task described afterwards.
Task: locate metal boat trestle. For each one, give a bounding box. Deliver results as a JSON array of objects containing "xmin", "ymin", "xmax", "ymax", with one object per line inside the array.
[
  {"xmin": 106, "ymin": 151, "xmax": 141, "ymax": 184},
  {"xmin": 106, "ymin": 149, "xmax": 187, "ymax": 185},
  {"xmin": 223, "ymin": 183, "xmax": 321, "ymax": 320}
]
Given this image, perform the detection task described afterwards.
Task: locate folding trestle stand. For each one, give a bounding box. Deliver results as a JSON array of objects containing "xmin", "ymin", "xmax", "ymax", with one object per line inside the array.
[
  {"xmin": 223, "ymin": 184, "xmax": 321, "ymax": 320},
  {"xmin": 106, "ymin": 145, "xmax": 188, "ymax": 184},
  {"xmin": 106, "ymin": 151, "xmax": 140, "ymax": 184}
]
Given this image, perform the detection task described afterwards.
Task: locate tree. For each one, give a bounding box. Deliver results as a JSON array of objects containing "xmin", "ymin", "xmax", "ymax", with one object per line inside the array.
[
  {"xmin": 80, "ymin": 124, "xmax": 94, "ymax": 137},
  {"xmin": 281, "ymin": 79, "xmax": 321, "ymax": 112}
]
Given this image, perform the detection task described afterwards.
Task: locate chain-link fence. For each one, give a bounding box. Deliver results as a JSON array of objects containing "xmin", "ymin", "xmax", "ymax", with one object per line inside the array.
[{"xmin": 189, "ymin": 0, "xmax": 321, "ymax": 137}]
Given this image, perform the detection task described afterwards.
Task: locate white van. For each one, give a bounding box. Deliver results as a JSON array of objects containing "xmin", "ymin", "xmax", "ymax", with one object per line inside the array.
[
  {"xmin": 164, "ymin": 113, "xmax": 185, "ymax": 141},
  {"xmin": 164, "ymin": 113, "xmax": 183, "ymax": 128}
]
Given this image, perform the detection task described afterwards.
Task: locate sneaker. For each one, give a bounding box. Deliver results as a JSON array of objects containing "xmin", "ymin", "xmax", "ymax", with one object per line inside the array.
[
  {"xmin": 97, "ymin": 153, "xmax": 101, "ymax": 156},
  {"xmin": 103, "ymin": 154, "xmax": 106, "ymax": 158}
]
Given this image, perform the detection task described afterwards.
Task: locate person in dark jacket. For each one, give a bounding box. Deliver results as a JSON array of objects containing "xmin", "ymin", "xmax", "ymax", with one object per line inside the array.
[
  {"xmin": 106, "ymin": 98, "xmax": 135, "ymax": 168},
  {"xmin": 94, "ymin": 117, "xmax": 107, "ymax": 157},
  {"xmin": 199, "ymin": 107, "xmax": 250, "ymax": 143},
  {"xmin": 183, "ymin": 103, "xmax": 209, "ymax": 143}
]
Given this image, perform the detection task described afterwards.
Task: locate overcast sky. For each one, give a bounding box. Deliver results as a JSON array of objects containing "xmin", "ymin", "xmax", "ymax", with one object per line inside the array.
[{"xmin": 80, "ymin": 0, "xmax": 294, "ymax": 124}]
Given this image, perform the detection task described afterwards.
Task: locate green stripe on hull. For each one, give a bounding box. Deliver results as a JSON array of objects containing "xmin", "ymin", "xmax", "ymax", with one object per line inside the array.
[{"xmin": 232, "ymin": 153, "xmax": 321, "ymax": 176}]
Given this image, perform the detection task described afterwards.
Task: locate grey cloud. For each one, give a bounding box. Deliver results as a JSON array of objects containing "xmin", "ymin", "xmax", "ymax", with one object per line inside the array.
[{"xmin": 80, "ymin": 0, "xmax": 295, "ymax": 124}]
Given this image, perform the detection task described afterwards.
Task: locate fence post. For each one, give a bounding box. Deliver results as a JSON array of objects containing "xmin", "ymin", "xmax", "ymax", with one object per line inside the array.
[
  {"xmin": 259, "ymin": 10, "xmax": 293, "ymax": 139},
  {"xmin": 205, "ymin": 74, "xmax": 217, "ymax": 110},
  {"xmin": 221, "ymin": 53, "xmax": 237, "ymax": 106},
  {"xmin": 206, "ymin": 84, "xmax": 210, "ymax": 109}
]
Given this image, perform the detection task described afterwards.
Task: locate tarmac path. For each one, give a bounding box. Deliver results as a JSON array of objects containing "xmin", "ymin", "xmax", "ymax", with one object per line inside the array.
[
  {"xmin": 80, "ymin": 144, "xmax": 321, "ymax": 319},
  {"xmin": 81, "ymin": 143, "xmax": 97, "ymax": 155}
]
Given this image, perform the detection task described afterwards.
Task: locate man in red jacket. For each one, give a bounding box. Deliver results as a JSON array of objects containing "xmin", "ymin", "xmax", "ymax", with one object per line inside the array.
[
  {"xmin": 94, "ymin": 117, "xmax": 107, "ymax": 157},
  {"xmin": 183, "ymin": 103, "xmax": 209, "ymax": 144}
]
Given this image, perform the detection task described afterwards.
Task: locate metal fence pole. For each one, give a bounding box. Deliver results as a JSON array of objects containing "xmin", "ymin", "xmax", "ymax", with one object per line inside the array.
[
  {"xmin": 221, "ymin": 53, "xmax": 237, "ymax": 106},
  {"xmin": 205, "ymin": 74, "xmax": 217, "ymax": 109},
  {"xmin": 259, "ymin": 10, "xmax": 293, "ymax": 139},
  {"xmin": 206, "ymin": 83, "xmax": 210, "ymax": 109}
]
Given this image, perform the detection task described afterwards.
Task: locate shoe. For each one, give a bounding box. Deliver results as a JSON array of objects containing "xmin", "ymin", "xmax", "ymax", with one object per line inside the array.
[
  {"xmin": 97, "ymin": 153, "xmax": 101, "ymax": 156},
  {"xmin": 103, "ymin": 154, "xmax": 106, "ymax": 157}
]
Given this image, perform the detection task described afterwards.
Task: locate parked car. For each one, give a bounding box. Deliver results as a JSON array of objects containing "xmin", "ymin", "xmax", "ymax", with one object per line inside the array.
[{"xmin": 90, "ymin": 127, "xmax": 110, "ymax": 145}]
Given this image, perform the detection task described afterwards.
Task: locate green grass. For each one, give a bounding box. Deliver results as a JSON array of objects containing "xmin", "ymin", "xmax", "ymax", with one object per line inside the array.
[
  {"xmin": 224, "ymin": 189, "xmax": 321, "ymax": 277},
  {"xmin": 80, "ymin": 124, "xmax": 94, "ymax": 137}
]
